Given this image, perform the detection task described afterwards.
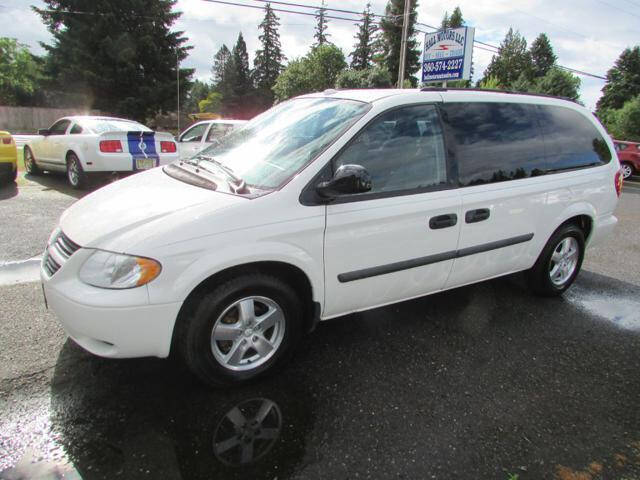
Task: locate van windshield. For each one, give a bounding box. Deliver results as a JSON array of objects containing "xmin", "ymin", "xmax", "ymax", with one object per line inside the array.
[{"xmin": 195, "ymin": 97, "xmax": 370, "ymax": 190}]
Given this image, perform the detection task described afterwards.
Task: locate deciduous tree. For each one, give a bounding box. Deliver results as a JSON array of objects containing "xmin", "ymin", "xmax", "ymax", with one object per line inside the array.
[{"xmin": 597, "ymin": 46, "xmax": 640, "ymax": 112}]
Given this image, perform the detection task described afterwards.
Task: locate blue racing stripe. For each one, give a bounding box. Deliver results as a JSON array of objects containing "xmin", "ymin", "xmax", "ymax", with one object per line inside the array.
[{"xmin": 127, "ymin": 131, "xmax": 159, "ymax": 170}]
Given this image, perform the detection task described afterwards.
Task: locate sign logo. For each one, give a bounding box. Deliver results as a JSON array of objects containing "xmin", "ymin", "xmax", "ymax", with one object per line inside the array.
[
  {"xmin": 138, "ymin": 131, "xmax": 148, "ymax": 159},
  {"xmin": 422, "ymin": 27, "xmax": 475, "ymax": 83}
]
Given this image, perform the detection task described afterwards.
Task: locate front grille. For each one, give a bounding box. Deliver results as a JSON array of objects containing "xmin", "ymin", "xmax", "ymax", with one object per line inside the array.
[{"xmin": 43, "ymin": 231, "xmax": 81, "ymax": 277}]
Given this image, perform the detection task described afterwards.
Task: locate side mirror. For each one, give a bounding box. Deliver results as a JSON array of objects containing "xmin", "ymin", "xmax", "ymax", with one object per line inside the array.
[
  {"xmin": 316, "ymin": 164, "xmax": 372, "ymax": 199},
  {"xmin": 38, "ymin": 128, "xmax": 49, "ymax": 136}
]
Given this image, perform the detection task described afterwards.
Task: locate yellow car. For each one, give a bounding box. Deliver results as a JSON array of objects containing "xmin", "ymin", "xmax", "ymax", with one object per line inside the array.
[{"xmin": 0, "ymin": 131, "xmax": 18, "ymax": 184}]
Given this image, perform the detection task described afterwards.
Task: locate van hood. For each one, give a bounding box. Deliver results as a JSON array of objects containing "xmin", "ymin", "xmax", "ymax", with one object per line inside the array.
[{"xmin": 60, "ymin": 167, "xmax": 245, "ymax": 249}]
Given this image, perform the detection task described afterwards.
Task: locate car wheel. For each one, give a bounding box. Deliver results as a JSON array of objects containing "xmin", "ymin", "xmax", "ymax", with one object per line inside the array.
[
  {"xmin": 66, "ymin": 153, "xmax": 88, "ymax": 189},
  {"xmin": 527, "ymin": 223, "xmax": 585, "ymax": 296},
  {"xmin": 10, "ymin": 165, "xmax": 17, "ymax": 183},
  {"xmin": 620, "ymin": 162, "xmax": 634, "ymax": 180},
  {"xmin": 23, "ymin": 147, "xmax": 40, "ymax": 175},
  {"xmin": 177, "ymin": 273, "xmax": 304, "ymax": 387}
]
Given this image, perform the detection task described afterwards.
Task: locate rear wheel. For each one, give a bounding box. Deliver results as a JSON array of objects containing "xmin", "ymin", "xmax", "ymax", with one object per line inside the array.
[
  {"xmin": 527, "ymin": 223, "xmax": 585, "ymax": 296},
  {"xmin": 66, "ymin": 153, "xmax": 88, "ymax": 189},
  {"xmin": 620, "ymin": 162, "xmax": 634, "ymax": 180},
  {"xmin": 23, "ymin": 147, "xmax": 40, "ymax": 175},
  {"xmin": 177, "ymin": 273, "xmax": 304, "ymax": 387}
]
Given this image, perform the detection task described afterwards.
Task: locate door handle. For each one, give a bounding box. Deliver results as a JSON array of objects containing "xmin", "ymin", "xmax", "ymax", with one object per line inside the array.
[
  {"xmin": 429, "ymin": 213, "xmax": 457, "ymax": 229},
  {"xmin": 465, "ymin": 208, "xmax": 490, "ymax": 223}
]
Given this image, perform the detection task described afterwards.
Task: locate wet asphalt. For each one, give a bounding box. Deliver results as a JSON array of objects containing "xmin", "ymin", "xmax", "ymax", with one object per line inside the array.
[{"xmin": 1, "ymin": 172, "xmax": 640, "ymax": 480}]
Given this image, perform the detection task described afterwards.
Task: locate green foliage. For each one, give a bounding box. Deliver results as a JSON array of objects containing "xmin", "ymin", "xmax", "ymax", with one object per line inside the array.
[
  {"xmin": 602, "ymin": 95, "xmax": 640, "ymax": 141},
  {"xmin": 532, "ymin": 67, "xmax": 580, "ymax": 101},
  {"xmin": 483, "ymin": 28, "xmax": 532, "ymax": 88},
  {"xmin": 0, "ymin": 38, "xmax": 45, "ymax": 106},
  {"xmin": 478, "ymin": 75, "xmax": 501, "ymax": 90},
  {"xmin": 212, "ymin": 45, "xmax": 232, "ymax": 85},
  {"xmin": 273, "ymin": 44, "xmax": 347, "ymax": 101},
  {"xmin": 314, "ymin": 0, "xmax": 330, "ymax": 47},
  {"xmin": 597, "ymin": 46, "xmax": 640, "ymax": 113},
  {"xmin": 350, "ymin": 3, "xmax": 378, "ymax": 71},
  {"xmin": 441, "ymin": 6, "xmax": 464, "ymax": 29},
  {"xmin": 530, "ymin": 33, "xmax": 556, "ymax": 78},
  {"xmin": 335, "ymin": 66, "xmax": 392, "ymax": 88},
  {"xmin": 254, "ymin": 3, "xmax": 286, "ymax": 106},
  {"xmin": 198, "ymin": 91, "xmax": 223, "ymax": 113},
  {"xmin": 184, "ymin": 79, "xmax": 211, "ymax": 113},
  {"xmin": 34, "ymin": 0, "xmax": 193, "ymax": 121},
  {"xmin": 378, "ymin": 0, "xmax": 421, "ymax": 87},
  {"xmin": 232, "ymin": 33, "xmax": 252, "ymax": 98}
]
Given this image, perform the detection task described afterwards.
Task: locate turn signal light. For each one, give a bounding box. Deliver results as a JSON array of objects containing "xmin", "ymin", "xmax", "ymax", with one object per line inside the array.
[
  {"xmin": 615, "ymin": 169, "xmax": 623, "ymax": 197},
  {"xmin": 1, "ymin": 137, "xmax": 11, "ymax": 144},
  {"xmin": 160, "ymin": 141, "xmax": 176, "ymax": 153},
  {"xmin": 99, "ymin": 140, "xmax": 123, "ymax": 153}
]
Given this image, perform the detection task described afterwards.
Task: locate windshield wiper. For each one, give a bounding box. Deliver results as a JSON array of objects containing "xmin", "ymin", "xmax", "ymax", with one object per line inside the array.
[{"xmin": 185, "ymin": 155, "xmax": 248, "ymax": 193}]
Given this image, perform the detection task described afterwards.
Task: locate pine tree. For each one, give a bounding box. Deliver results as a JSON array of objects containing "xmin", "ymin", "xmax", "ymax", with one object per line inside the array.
[
  {"xmin": 449, "ymin": 7, "xmax": 464, "ymax": 28},
  {"xmin": 212, "ymin": 45, "xmax": 232, "ymax": 85},
  {"xmin": 379, "ymin": 0, "xmax": 420, "ymax": 87},
  {"xmin": 314, "ymin": 0, "xmax": 330, "ymax": 47},
  {"xmin": 597, "ymin": 46, "xmax": 640, "ymax": 112},
  {"xmin": 483, "ymin": 28, "xmax": 532, "ymax": 88},
  {"xmin": 34, "ymin": 0, "xmax": 193, "ymax": 121},
  {"xmin": 254, "ymin": 3, "xmax": 285, "ymax": 105},
  {"xmin": 350, "ymin": 3, "xmax": 378, "ymax": 70},
  {"xmin": 530, "ymin": 33, "xmax": 556, "ymax": 78},
  {"xmin": 232, "ymin": 33, "xmax": 252, "ymax": 97},
  {"xmin": 440, "ymin": 12, "xmax": 450, "ymax": 29}
]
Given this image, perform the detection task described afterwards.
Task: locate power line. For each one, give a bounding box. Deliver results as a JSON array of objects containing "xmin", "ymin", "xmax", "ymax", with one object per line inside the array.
[{"xmin": 591, "ymin": 0, "xmax": 640, "ymax": 19}]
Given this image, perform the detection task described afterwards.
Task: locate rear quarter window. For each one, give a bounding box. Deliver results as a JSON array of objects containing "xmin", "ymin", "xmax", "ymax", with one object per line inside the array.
[
  {"xmin": 536, "ymin": 105, "xmax": 611, "ymax": 171},
  {"xmin": 440, "ymin": 102, "xmax": 546, "ymax": 186}
]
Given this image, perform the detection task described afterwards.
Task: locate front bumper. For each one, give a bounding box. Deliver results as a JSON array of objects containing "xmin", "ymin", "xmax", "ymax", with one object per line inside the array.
[{"xmin": 41, "ymin": 247, "xmax": 182, "ymax": 358}]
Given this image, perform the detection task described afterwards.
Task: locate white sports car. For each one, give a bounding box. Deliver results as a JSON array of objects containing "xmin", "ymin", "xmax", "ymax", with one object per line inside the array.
[{"xmin": 24, "ymin": 116, "xmax": 179, "ymax": 189}]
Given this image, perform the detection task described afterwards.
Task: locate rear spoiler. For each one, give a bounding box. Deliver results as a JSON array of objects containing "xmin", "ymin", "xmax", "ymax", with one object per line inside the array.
[{"xmin": 98, "ymin": 130, "xmax": 175, "ymax": 140}]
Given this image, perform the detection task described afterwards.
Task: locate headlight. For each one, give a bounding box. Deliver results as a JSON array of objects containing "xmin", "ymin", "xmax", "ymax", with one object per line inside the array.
[{"xmin": 79, "ymin": 250, "xmax": 162, "ymax": 289}]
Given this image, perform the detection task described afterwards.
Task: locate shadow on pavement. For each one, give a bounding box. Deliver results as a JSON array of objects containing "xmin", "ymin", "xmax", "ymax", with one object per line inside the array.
[
  {"xmin": 38, "ymin": 272, "xmax": 640, "ymax": 479},
  {"xmin": 22, "ymin": 172, "xmax": 110, "ymax": 199},
  {"xmin": 0, "ymin": 182, "xmax": 18, "ymax": 200}
]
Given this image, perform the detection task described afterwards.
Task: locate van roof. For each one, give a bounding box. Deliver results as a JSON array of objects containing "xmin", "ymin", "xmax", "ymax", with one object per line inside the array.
[{"xmin": 301, "ymin": 88, "xmax": 579, "ymax": 107}]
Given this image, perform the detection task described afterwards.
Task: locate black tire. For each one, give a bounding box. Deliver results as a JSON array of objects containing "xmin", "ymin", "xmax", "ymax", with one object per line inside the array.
[
  {"xmin": 23, "ymin": 147, "xmax": 40, "ymax": 175},
  {"xmin": 66, "ymin": 152, "xmax": 88, "ymax": 189},
  {"xmin": 621, "ymin": 162, "xmax": 634, "ymax": 180},
  {"xmin": 10, "ymin": 165, "xmax": 17, "ymax": 182},
  {"xmin": 176, "ymin": 273, "xmax": 304, "ymax": 387},
  {"xmin": 527, "ymin": 223, "xmax": 585, "ymax": 296}
]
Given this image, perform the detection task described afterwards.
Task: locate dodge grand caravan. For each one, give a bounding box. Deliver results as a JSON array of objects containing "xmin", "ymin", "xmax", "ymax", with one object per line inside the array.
[{"xmin": 41, "ymin": 89, "xmax": 621, "ymax": 386}]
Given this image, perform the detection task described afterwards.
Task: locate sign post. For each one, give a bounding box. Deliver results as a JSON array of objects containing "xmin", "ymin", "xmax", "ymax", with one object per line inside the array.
[{"xmin": 422, "ymin": 27, "xmax": 475, "ymax": 84}]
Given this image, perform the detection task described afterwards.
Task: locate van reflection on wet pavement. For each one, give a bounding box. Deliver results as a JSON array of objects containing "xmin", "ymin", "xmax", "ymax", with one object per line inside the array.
[{"xmin": 2, "ymin": 270, "xmax": 640, "ymax": 479}]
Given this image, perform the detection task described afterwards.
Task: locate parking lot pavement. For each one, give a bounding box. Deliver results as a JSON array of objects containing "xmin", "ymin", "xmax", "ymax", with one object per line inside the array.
[{"xmin": 1, "ymin": 176, "xmax": 639, "ymax": 480}]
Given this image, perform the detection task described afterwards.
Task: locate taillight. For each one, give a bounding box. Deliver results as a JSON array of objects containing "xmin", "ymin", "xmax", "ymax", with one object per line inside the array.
[
  {"xmin": 99, "ymin": 140, "xmax": 123, "ymax": 153},
  {"xmin": 1, "ymin": 137, "xmax": 11, "ymax": 145},
  {"xmin": 160, "ymin": 141, "xmax": 176, "ymax": 153},
  {"xmin": 615, "ymin": 169, "xmax": 623, "ymax": 197}
]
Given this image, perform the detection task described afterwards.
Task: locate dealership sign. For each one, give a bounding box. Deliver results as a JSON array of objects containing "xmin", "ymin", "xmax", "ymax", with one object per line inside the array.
[{"xmin": 422, "ymin": 27, "xmax": 475, "ymax": 83}]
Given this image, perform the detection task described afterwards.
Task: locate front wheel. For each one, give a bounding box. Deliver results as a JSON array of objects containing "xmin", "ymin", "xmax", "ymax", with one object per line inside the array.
[
  {"xmin": 620, "ymin": 162, "xmax": 634, "ymax": 180},
  {"xmin": 66, "ymin": 153, "xmax": 88, "ymax": 189},
  {"xmin": 527, "ymin": 224, "xmax": 585, "ymax": 296},
  {"xmin": 176, "ymin": 273, "xmax": 304, "ymax": 387}
]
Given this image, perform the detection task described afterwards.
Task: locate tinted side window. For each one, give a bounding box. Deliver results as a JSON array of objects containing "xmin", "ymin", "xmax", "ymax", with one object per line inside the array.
[
  {"xmin": 70, "ymin": 124, "xmax": 83, "ymax": 134},
  {"xmin": 49, "ymin": 120, "xmax": 71, "ymax": 135},
  {"xmin": 441, "ymin": 102, "xmax": 546, "ymax": 186},
  {"xmin": 537, "ymin": 105, "xmax": 611, "ymax": 170},
  {"xmin": 333, "ymin": 104, "xmax": 447, "ymax": 194},
  {"xmin": 181, "ymin": 123, "xmax": 207, "ymax": 142}
]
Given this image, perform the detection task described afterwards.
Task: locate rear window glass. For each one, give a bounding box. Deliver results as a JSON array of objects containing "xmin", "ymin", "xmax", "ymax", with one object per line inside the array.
[
  {"xmin": 441, "ymin": 102, "xmax": 546, "ymax": 186},
  {"xmin": 536, "ymin": 105, "xmax": 611, "ymax": 170},
  {"xmin": 82, "ymin": 118, "xmax": 151, "ymax": 134}
]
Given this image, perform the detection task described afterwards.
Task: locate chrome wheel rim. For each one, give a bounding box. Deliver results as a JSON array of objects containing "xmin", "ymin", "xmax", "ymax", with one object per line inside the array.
[
  {"xmin": 621, "ymin": 164, "xmax": 633, "ymax": 179},
  {"xmin": 213, "ymin": 397, "xmax": 282, "ymax": 466},
  {"xmin": 67, "ymin": 159, "xmax": 79, "ymax": 186},
  {"xmin": 549, "ymin": 237, "xmax": 579, "ymax": 286},
  {"xmin": 210, "ymin": 296, "xmax": 285, "ymax": 371}
]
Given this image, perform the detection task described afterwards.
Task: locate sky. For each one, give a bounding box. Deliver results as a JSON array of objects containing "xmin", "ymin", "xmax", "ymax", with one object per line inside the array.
[{"xmin": 2, "ymin": 0, "xmax": 640, "ymax": 110}]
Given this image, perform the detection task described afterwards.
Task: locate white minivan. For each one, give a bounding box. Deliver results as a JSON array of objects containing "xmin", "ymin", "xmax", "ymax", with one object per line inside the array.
[{"xmin": 41, "ymin": 89, "xmax": 622, "ymax": 386}]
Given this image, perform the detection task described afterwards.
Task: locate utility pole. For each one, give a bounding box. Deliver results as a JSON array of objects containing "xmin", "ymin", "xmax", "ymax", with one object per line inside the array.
[
  {"xmin": 177, "ymin": 52, "xmax": 181, "ymax": 133},
  {"xmin": 397, "ymin": 0, "xmax": 411, "ymax": 88}
]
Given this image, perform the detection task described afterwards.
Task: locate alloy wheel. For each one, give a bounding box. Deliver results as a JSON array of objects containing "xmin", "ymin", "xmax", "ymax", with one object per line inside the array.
[{"xmin": 549, "ymin": 237, "xmax": 579, "ymax": 286}]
